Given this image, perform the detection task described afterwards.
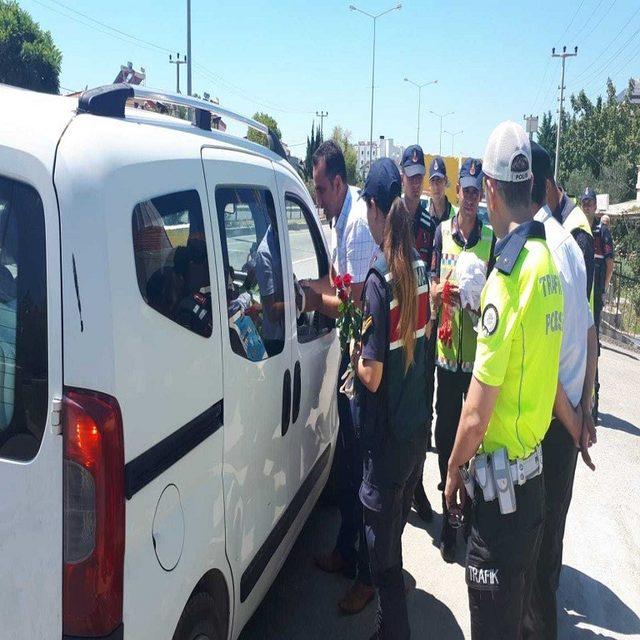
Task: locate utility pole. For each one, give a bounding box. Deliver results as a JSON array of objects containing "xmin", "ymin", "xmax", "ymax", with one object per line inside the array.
[
  {"xmin": 169, "ymin": 53, "xmax": 187, "ymax": 94},
  {"xmin": 430, "ymin": 110, "xmax": 454, "ymax": 155},
  {"xmin": 523, "ymin": 114, "xmax": 539, "ymax": 141},
  {"xmin": 552, "ymin": 46, "xmax": 578, "ymax": 181},
  {"xmin": 444, "ymin": 129, "xmax": 463, "ymax": 156},
  {"xmin": 350, "ymin": 4, "xmax": 402, "ymax": 174},
  {"xmin": 186, "ymin": 0, "xmax": 192, "ymax": 95},
  {"xmin": 404, "ymin": 78, "xmax": 438, "ymax": 145},
  {"xmin": 316, "ymin": 110, "xmax": 328, "ymax": 138}
]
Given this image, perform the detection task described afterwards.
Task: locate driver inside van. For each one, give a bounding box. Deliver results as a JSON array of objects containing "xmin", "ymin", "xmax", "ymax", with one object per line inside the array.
[{"xmin": 255, "ymin": 223, "xmax": 285, "ymax": 357}]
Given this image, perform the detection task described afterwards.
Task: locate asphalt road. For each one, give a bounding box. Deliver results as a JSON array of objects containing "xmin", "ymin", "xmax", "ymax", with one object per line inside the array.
[{"xmin": 239, "ymin": 339, "xmax": 640, "ymax": 639}]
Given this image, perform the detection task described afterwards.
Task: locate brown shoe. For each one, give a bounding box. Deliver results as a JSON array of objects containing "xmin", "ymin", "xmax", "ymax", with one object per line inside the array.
[
  {"xmin": 338, "ymin": 580, "xmax": 375, "ymax": 615},
  {"xmin": 314, "ymin": 550, "xmax": 347, "ymax": 574}
]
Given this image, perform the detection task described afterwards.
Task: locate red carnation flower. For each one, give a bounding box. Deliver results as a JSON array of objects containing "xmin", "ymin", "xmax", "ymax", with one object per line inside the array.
[
  {"xmin": 334, "ymin": 274, "xmax": 343, "ymax": 289},
  {"xmin": 343, "ymin": 273, "xmax": 352, "ymax": 287},
  {"xmin": 338, "ymin": 288, "xmax": 349, "ymax": 302}
]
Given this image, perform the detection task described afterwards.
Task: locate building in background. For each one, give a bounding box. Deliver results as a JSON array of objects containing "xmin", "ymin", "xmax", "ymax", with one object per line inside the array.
[
  {"xmin": 356, "ymin": 136, "xmax": 404, "ymax": 173},
  {"xmin": 616, "ymin": 79, "xmax": 640, "ymax": 104}
]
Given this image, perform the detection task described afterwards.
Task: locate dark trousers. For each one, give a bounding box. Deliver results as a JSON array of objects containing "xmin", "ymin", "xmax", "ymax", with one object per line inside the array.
[
  {"xmin": 435, "ymin": 367, "xmax": 472, "ymax": 535},
  {"xmin": 361, "ymin": 434, "xmax": 426, "ymax": 640},
  {"xmin": 414, "ymin": 329, "xmax": 437, "ymax": 493},
  {"xmin": 334, "ymin": 353, "xmax": 371, "ymax": 584},
  {"xmin": 594, "ymin": 294, "xmax": 603, "ymax": 419},
  {"xmin": 522, "ymin": 420, "xmax": 579, "ymax": 640},
  {"xmin": 467, "ymin": 474, "xmax": 545, "ymax": 640}
]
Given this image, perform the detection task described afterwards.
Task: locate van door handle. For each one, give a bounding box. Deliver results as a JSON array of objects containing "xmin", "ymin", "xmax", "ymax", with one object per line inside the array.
[
  {"xmin": 292, "ymin": 361, "xmax": 301, "ymax": 424},
  {"xmin": 282, "ymin": 369, "xmax": 291, "ymax": 437}
]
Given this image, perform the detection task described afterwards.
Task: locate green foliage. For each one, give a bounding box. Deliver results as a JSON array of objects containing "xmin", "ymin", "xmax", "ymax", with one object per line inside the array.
[
  {"xmin": 536, "ymin": 111, "xmax": 556, "ymax": 165},
  {"xmin": 247, "ymin": 112, "xmax": 281, "ymax": 148},
  {"xmin": 331, "ymin": 125, "xmax": 358, "ymax": 185},
  {"xmin": 549, "ymin": 78, "xmax": 640, "ymax": 203},
  {"xmin": 304, "ymin": 121, "xmax": 323, "ymax": 180},
  {"xmin": 0, "ymin": 1, "xmax": 61, "ymax": 94},
  {"xmin": 610, "ymin": 217, "xmax": 640, "ymax": 277}
]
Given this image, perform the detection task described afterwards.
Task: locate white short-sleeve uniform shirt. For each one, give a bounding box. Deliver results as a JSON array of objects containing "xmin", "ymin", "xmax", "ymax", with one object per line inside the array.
[
  {"xmin": 535, "ymin": 206, "xmax": 594, "ymax": 406},
  {"xmin": 330, "ymin": 186, "xmax": 377, "ymax": 284}
]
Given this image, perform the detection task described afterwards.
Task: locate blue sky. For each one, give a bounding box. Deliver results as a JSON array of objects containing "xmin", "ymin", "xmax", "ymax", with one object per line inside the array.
[{"xmin": 19, "ymin": 0, "xmax": 640, "ymax": 157}]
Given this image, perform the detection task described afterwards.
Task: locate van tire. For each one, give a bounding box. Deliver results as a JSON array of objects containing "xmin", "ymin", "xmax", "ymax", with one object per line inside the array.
[{"xmin": 173, "ymin": 591, "xmax": 221, "ymax": 640}]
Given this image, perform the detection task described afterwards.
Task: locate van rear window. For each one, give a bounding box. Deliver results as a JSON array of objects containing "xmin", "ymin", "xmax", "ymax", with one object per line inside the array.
[
  {"xmin": 132, "ymin": 190, "xmax": 212, "ymax": 338},
  {"xmin": 0, "ymin": 177, "xmax": 48, "ymax": 462}
]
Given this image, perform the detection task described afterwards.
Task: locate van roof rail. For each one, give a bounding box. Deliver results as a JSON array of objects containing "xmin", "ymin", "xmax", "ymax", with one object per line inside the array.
[{"xmin": 77, "ymin": 83, "xmax": 289, "ymax": 161}]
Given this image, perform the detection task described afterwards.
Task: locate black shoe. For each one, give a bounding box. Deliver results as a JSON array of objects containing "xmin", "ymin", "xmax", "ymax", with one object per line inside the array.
[
  {"xmin": 440, "ymin": 536, "xmax": 456, "ymax": 564},
  {"xmin": 412, "ymin": 485, "xmax": 433, "ymax": 522}
]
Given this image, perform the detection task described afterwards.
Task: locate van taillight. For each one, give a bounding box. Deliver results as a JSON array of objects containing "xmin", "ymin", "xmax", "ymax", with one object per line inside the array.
[{"xmin": 63, "ymin": 388, "xmax": 125, "ymax": 637}]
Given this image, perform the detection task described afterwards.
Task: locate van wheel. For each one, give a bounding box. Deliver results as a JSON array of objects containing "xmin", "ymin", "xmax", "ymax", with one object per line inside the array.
[{"xmin": 173, "ymin": 592, "xmax": 221, "ymax": 640}]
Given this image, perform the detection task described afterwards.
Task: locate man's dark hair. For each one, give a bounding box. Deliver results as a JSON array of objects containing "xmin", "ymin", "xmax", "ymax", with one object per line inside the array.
[
  {"xmin": 531, "ymin": 141, "xmax": 551, "ymax": 207},
  {"xmin": 494, "ymin": 178, "xmax": 532, "ymax": 210},
  {"xmin": 312, "ymin": 140, "xmax": 347, "ymax": 183}
]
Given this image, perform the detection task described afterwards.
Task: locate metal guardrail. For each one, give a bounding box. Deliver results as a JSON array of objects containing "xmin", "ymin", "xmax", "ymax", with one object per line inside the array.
[{"xmin": 605, "ymin": 266, "xmax": 640, "ymax": 337}]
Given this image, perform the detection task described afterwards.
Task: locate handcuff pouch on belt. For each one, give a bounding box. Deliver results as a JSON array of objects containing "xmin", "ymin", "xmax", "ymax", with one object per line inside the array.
[{"xmin": 492, "ymin": 447, "xmax": 517, "ymax": 515}]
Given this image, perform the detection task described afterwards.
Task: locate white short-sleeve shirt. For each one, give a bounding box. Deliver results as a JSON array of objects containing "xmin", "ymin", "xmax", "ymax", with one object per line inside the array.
[
  {"xmin": 330, "ymin": 186, "xmax": 377, "ymax": 284},
  {"xmin": 535, "ymin": 206, "xmax": 594, "ymax": 406}
]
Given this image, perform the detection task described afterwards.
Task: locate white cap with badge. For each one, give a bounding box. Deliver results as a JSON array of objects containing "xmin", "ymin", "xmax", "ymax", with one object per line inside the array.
[{"xmin": 483, "ymin": 120, "xmax": 532, "ymax": 183}]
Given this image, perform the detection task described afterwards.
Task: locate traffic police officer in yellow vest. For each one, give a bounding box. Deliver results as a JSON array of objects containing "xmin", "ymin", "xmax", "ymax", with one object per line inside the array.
[
  {"xmin": 444, "ymin": 121, "xmax": 564, "ymax": 639},
  {"xmin": 431, "ymin": 157, "xmax": 495, "ymax": 562}
]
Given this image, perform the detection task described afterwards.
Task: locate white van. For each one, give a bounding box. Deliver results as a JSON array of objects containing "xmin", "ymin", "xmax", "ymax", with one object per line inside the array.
[{"xmin": 0, "ymin": 83, "xmax": 339, "ymax": 640}]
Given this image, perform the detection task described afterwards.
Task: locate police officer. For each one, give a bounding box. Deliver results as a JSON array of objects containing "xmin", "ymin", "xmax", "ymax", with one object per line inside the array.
[
  {"xmin": 522, "ymin": 142, "xmax": 598, "ymax": 640},
  {"xmin": 353, "ymin": 158, "xmax": 431, "ymax": 640},
  {"xmin": 423, "ymin": 156, "xmax": 458, "ymax": 453},
  {"xmin": 445, "ymin": 121, "xmax": 564, "ymax": 639},
  {"xmin": 431, "ymin": 157, "xmax": 494, "ymax": 563},
  {"xmin": 428, "ymin": 155, "xmax": 456, "ymax": 223},
  {"xmin": 401, "ymin": 144, "xmax": 434, "ymax": 523},
  {"xmin": 581, "ymin": 187, "xmax": 614, "ymax": 418}
]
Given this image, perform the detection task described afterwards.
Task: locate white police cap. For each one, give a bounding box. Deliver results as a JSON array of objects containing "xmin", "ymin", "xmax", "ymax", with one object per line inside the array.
[{"xmin": 483, "ymin": 121, "xmax": 532, "ymax": 183}]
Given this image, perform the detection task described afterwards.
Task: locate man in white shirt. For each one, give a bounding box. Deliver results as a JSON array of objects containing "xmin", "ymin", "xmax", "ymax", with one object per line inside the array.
[
  {"xmin": 303, "ymin": 140, "xmax": 377, "ymax": 614},
  {"xmin": 523, "ymin": 142, "xmax": 598, "ymax": 639}
]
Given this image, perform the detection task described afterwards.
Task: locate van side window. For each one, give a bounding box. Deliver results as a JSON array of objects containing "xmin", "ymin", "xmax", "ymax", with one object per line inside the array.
[
  {"xmin": 215, "ymin": 187, "xmax": 285, "ymax": 360},
  {"xmin": 132, "ymin": 190, "xmax": 212, "ymax": 338},
  {"xmin": 0, "ymin": 177, "xmax": 48, "ymax": 462},
  {"xmin": 285, "ymin": 195, "xmax": 332, "ymax": 343}
]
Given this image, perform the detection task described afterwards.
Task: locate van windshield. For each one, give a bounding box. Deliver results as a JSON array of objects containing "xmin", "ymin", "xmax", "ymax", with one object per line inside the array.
[{"xmin": 0, "ymin": 177, "xmax": 48, "ymax": 462}]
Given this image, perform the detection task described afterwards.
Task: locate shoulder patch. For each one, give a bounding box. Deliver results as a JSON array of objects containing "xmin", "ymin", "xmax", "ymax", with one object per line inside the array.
[
  {"xmin": 482, "ymin": 304, "xmax": 499, "ymax": 336},
  {"xmin": 496, "ymin": 234, "xmax": 527, "ymax": 275}
]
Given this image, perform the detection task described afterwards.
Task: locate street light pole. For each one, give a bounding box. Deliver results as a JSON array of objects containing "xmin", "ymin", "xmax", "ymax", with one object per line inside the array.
[
  {"xmin": 350, "ymin": 4, "xmax": 402, "ymax": 173},
  {"xmin": 186, "ymin": 0, "xmax": 192, "ymax": 95},
  {"xmin": 430, "ymin": 110, "xmax": 454, "ymax": 155},
  {"xmin": 404, "ymin": 78, "xmax": 438, "ymax": 144},
  {"xmin": 444, "ymin": 129, "xmax": 463, "ymax": 156}
]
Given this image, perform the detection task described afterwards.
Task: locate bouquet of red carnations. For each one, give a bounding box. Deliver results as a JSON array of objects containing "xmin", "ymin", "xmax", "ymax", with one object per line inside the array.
[
  {"xmin": 335, "ymin": 273, "xmax": 362, "ymax": 399},
  {"xmin": 438, "ymin": 280, "xmax": 455, "ymax": 347},
  {"xmin": 335, "ymin": 273, "xmax": 363, "ymax": 353}
]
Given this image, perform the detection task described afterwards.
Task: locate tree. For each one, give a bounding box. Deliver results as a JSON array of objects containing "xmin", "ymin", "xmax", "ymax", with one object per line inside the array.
[
  {"xmin": 304, "ymin": 121, "xmax": 323, "ymax": 179},
  {"xmin": 247, "ymin": 112, "xmax": 281, "ymax": 148},
  {"xmin": 536, "ymin": 111, "xmax": 556, "ymax": 167},
  {"xmin": 0, "ymin": 1, "xmax": 61, "ymax": 94},
  {"xmin": 544, "ymin": 77, "xmax": 640, "ymax": 202},
  {"xmin": 331, "ymin": 125, "xmax": 358, "ymax": 185}
]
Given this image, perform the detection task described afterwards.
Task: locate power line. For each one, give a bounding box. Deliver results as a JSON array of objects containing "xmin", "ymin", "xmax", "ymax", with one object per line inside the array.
[
  {"xmin": 558, "ymin": 0, "xmax": 587, "ymax": 42},
  {"xmin": 579, "ymin": 22, "xmax": 640, "ymax": 90},
  {"xmin": 28, "ymin": 0, "xmax": 313, "ymax": 115},
  {"xmin": 572, "ymin": 4, "xmax": 640, "ymax": 85},
  {"xmin": 581, "ymin": 0, "xmax": 618, "ymax": 42},
  {"xmin": 573, "ymin": 0, "xmax": 605, "ymax": 42}
]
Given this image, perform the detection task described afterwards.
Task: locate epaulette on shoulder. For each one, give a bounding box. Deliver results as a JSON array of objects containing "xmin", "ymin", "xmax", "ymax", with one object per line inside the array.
[{"xmin": 495, "ymin": 234, "xmax": 527, "ymax": 275}]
